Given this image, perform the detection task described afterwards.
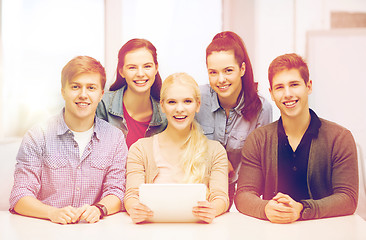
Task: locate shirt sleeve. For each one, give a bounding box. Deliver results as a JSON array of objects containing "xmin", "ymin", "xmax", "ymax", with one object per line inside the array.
[
  {"xmin": 234, "ymin": 130, "xmax": 269, "ymax": 220},
  {"xmin": 9, "ymin": 128, "xmax": 44, "ymax": 211},
  {"xmin": 256, "ymin": 97, "xmax": 273, "ymax": 128},
  {"xmin": 300, "ymin": 129, "xmax": 358, "ymax": 220},
  {"xmin": 207, "ymin": 141, "xmax": 229, "ymax": 212},
  {"xmin": 100, "ymin": 131, "xmax": 128, "ymax": 205},
  {"xmin": 124, "ymin": 140, "xmax": 147, "ymax": 203}
]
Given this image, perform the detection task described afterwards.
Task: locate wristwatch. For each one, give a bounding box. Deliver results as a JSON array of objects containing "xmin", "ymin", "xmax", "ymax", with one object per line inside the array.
[{"xmin": 93, "ymin": 203, "xmax": 108, "ymax": 219}]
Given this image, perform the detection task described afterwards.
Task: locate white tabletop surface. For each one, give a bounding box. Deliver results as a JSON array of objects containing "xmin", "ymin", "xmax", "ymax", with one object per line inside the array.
[{"xmin": 1, "ymin": 211, "xmax": 366, "ymax": 240}]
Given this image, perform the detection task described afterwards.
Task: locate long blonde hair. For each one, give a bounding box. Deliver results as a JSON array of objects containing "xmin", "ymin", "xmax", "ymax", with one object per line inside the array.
[{"xmin": 160, "ymin": 73, "xmax": 208, "ymax": 183}]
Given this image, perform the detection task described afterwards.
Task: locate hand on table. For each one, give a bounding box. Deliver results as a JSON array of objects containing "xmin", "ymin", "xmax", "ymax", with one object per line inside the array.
[
  {"xmin": 264, "ymin": 192, "xmax": 303, "ymax": 224},
  {"xmin": 77, "ymin": 204, "xmax": 102, "ymax": 223},
  {"xmin": 48, "ymin": 206, "xmax": 80, "ymax": 225},
  {"xmin": 128, "ymin": 202, "xmax": 153, "ymax": 224},
  {"xmin": 192, "ymin": 201, "xmax": 217, "ymax": 224}
]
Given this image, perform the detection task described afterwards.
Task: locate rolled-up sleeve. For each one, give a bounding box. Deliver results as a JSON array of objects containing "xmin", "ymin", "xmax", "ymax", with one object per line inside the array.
[{"xmin": 9, "ymin": 128, "xmax": 44, "ymax": 211}]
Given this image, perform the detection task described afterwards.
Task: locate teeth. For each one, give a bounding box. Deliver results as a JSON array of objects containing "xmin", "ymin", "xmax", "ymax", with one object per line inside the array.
[
  {"xmin": 135, "ymin": 80, "xmax": 147, "ymax": 84},
  {"xmin": 77, "ymin": 103, "xmax": 89, "ymax": 106},
  {"xmin": 284, "ymin": 101, "xmax": 296, "ymax": 106},
  {"xmin": 174, "ymin": 116, "xmax": 186, "ymax": 119},
  {"xmin": 218, "ymin": 85, "xmax": 229, "ymax": 89}
]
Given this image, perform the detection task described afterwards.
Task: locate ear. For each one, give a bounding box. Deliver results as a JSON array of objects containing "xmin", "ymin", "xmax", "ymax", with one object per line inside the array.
[
  {"xmin": 196, "ymin": 100, "xmax": 201, "ymax": 113},
  {"xmin": 269, "ymin": 87, "xmax": 275, "ymax": 101},
  {"xmin": 160, "ymin": 100, "xmax": 165, "ymax": 114},
  {"xmin": 61, "ymin": 87, "xmax": 66, "ymax": 101},
  {"xmin": 118, "ymin": 68, "xmax": 124, "ymax": 78},
  {"xmin": 307, "ymin": 80, "xmax": 313, "ymax": 95},
  {"xmin": 240, "ymin": 62, "xmax": 246, "ymax": 77}
]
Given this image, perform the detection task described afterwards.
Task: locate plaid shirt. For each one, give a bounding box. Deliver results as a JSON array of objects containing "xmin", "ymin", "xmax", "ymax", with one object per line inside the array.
[{"xmin": 9, "ymin": 110, "xmax": 127, "ymax": 210}]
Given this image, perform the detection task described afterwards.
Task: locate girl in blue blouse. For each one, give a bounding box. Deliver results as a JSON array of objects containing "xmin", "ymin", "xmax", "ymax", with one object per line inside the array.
[
  {"xmin": 195, "ymin": 31, "xmax": 273, "ymax": 208},
  {"xmin": 96, "ymin": 39, "xmax": 167, "ymax": 148}
]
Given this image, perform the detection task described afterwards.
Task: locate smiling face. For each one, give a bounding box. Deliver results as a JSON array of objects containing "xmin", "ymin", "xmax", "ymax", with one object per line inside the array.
[
  {"xmin": 270, "ymin": 68, "xmax": 312, "ymax": 120},
  {"xmin": 161, "ymin": 83, "xmax": 200, "ymax": 132},
  {"xmin": 119, "ymin": 47, "xmax": 158, "ymax": 95},
  {"xmin": 206, "ymin": 50, "xmax": 245, "ymax": 102},
  {"xmin": 62, "ymin": 73, "xmax": 104, "ymax": 130}
]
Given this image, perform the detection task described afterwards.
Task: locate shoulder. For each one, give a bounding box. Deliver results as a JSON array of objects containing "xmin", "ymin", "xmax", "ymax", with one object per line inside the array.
[
  {"xmin": 206, "ymin": 139, "xmax": 226, "ymax": 154},
  {"xmin": 318, "ymin": 118, "xmax": 354, "ymax": 140},
  {"xmin": 101, "ymin": 89, "xmax": 120, "ymax": 105},
  {"xmin": 247, "ymin": 121, "xmax": 278, "ymax": 140},
  {"xmin": 129, "ymin": 136, "xmax": 154, "ymax": 152},
  {"xmin": 259, "ymin": 95, "xmax": 273, "ymax": 112},
  {"xmin": 95, "ymin": 117, "xmax": 124, "ymax": 139}
]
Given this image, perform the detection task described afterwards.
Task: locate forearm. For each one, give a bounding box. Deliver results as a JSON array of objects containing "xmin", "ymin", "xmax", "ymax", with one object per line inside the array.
[
  {"xmin": 235, "ymin": 190, "xmax": 269, "ymax": 220},
  {"xmin": 124, "ymin": 197, "xmax": 140, "ymax": 215},
  {"xmin": 14, "ymin": 196, "xmax": 56, "ymax": 220},
  {"xmin": 98, "ymin": 195, "xmax": 122, "ymax": 215},
  {"xmin": 210, "ymin": 198, "xmax": 227, "ymax": 216}
]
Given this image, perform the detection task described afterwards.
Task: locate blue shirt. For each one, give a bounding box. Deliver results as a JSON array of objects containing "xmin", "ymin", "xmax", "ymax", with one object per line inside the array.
[
  {"xmin": 196, "ymin": 84, "xmax": 273, "ymax": 183},
  {"xmin": 96, "ymin": 85, "xmax": 167, "ymax": 139}
]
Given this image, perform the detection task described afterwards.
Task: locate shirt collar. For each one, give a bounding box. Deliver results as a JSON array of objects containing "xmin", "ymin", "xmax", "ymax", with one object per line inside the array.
[
  {"xmin": 56, "ymin": 108, "xmax": 101, "ymax": 140},
  {"xmin": 277, "ymin": 108, "xmax": 321, "ymax": 139},
  {"xmin": 209, "ymin": 87, "xmax": 245, "ymax": 114}
]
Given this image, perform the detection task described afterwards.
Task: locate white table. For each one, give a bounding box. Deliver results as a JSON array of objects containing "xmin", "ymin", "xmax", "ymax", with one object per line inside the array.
[{"xmin": 1, "ymin": 211, "xmax": 366, "ymax": 240}]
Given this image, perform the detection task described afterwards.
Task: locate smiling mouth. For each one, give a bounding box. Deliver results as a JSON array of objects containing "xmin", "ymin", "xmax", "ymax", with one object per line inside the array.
[
  {"xmin": 76, "ymin": 102, "xmax": 90, "ymax": 107},
  {"xmin": 173, "ymin": 116, "xmax": 187, "ymax": 120},
  {"xmin": 218, "ymin": 84, "xmax": 230, "ymax": 90},
  {"xmin": 134, "ymin": 80, "xmax": 148, "ymax": 84},
  {"xmin": 283, "ymin": 100, "xmax": 298, "ymax": 107}
]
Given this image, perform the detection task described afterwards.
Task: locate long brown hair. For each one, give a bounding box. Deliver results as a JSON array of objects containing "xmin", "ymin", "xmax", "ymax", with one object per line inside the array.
[
  {"xmin": 206, "ymin": 31, "xmax": 261, "ymax": 121},
  {"xmin": 109, "ymin": 38, "xmax": 162, "ymax": 101}
]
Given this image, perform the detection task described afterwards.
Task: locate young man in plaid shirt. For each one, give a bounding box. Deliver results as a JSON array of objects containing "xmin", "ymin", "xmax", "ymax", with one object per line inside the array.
[{"xmin": 10, "ymin": 56, "xmax": 127, "ymax": 224}]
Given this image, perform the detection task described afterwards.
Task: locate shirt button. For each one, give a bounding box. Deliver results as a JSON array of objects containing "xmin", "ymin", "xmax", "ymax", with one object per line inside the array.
[
  {"xmin": 292, "ymin": 153, "xmax": 296, "ymax": 158},
  {"xmin": 293, "ymin": 166, "xmax": 297, "ymax": 171},
  {"xmin": 76, "ymin": 187, "xmax": 80, "ymax": 191},
  {"xmin": 74, "ymin": 144, "xmax": 78, "ymax": 148}
]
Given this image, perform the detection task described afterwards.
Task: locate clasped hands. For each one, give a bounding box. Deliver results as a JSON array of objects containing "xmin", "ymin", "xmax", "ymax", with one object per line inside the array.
[
  {"xmin": 129, "ymin": 201, "xmax": 216, "ymax": 224},
  {"xmin": 264, "ymin": 192, "xmax": 303, "ymax": 224},
  {"xmin": 48, "ymin": 204, "xmax": 102, "ymax": 225}
]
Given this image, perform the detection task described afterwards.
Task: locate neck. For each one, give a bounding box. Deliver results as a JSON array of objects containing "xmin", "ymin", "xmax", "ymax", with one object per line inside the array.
[
  {"xmin": 281, "ymin": 109, "xmax": 311, "ymax": 138},
  {"xmin": 123, "ymin": 88, "xmax": 152, "ymax": 117},
  {"xmin": 64, "ymin": 112, "xmax": 94, "ymax": 132},
  {"xmin": 160, "ymin": 124, "xmax": 191, "ymax": 146},
  {"xmin": 218, "ymin": 92, "xmax": 241, "ymax": 110}
]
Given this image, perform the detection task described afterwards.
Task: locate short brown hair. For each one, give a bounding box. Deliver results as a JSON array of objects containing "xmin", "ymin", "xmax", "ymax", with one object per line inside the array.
[
  {"xmin": 268, "ymin": 53, "xmax": 309, "ymax": 88},
  {"xmin": 61, "ymin": 56, "xmax": 106, "ymax": 89}
]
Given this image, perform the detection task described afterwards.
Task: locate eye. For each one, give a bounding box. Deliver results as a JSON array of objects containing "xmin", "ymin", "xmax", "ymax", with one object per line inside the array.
[
  {"xmin": 184, "ymin": 99, "xmax": 193, "ymax": 104},
  {"xmin": 167, "ymin": 100, "xmax": 176, "ymax": 104},
  {"xmin": 128, "ymin": 66, "xmax": 136, "ymax": 70},
  {"xmin": 208, "ymin": 70, "xmax": 217, "ymax": 75},
  {"xmin": 291, "ymin": 83, "xmax": 299, "ymax": 87},
  {"xmin": 144, "ymin": 64, "xmax": 153, "ymax": 69},
  {"xmin": 71, "ymin": 85, "xmax": 79, "ymax": 89},
  {"xmin": 225, "ymin": 69, "xmax": 234, "ymax": 74},
  {"xmin": 274, "ymin": 86, "xmax": 283, "ymax": 90},
  {"xmin": 88, "ymin": 86, "xmax": 96, "ymax": 90}
]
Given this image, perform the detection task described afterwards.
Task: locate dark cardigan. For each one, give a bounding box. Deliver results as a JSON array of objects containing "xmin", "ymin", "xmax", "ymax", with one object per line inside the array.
[{"xmin": 235, "ymin": 117, "xmax": 359, "ymax": 220}]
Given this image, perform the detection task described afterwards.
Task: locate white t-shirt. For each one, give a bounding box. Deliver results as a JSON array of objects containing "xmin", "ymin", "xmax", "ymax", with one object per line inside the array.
[{"xmin": 71, "ymin": 126, "xmax": 94, "ymax": 158}]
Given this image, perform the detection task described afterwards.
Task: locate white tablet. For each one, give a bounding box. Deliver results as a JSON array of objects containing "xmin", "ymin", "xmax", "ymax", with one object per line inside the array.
[{"xmin": 139, "ymin": 183, "xmax": 207, "ymax": 223}]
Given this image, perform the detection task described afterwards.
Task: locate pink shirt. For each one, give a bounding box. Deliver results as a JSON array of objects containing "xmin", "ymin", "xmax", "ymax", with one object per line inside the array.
[
  {"xmin": 123, "ymin": 103, "xmax": 151, "ymax": 149},
  {"xmin": 152, "ymin": 135, "xmax": 183, "ymax": 183},
  {"xmin": 9, "ymin": 111, "xmax": 127, "ymax": 210}
]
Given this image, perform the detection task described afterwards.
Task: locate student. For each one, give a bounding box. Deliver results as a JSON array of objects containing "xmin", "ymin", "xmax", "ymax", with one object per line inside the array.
[
  {"xmin": 124, "ymin": 73, "xmax": 229, "ymax": 224},
  {"xmin": 9, "ymin": 56, "xmax": 127, "ymax": 224},
  {"xmin": 195, "ymin": 31, "xmax": 272, "ymax": 207},
  {"xmin": 96, "ymin": 38, "xmax": 167, "ymax": 148},
  {"xmin": 235, "ymin": 53, "xmax": 358, "ymax": 223}
]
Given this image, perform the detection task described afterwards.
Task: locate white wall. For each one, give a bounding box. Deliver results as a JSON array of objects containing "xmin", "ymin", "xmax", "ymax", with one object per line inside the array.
[{"xmin": 223, "ymin": 0, "xmax": 366, "ymax": 120}]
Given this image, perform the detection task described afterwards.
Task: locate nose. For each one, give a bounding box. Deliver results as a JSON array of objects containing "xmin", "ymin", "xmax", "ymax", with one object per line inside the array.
[
  {"xmin": 284, "ymin": 86, "xmax": 292, "ymax": 98},
  {"xmin": 218, "ymin": 73, "xmax": 226, "ymax": 84},
  {"xmin": 137, "ymin": 67, "xmax": 144, "ymax": 77},
  {"xmin": 176, "ymin": 102, "xmax": 184, "ymax": 112},
  {"xmin": 79, "ymin": 87, "xmax": 88, "ymax": 99}
]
